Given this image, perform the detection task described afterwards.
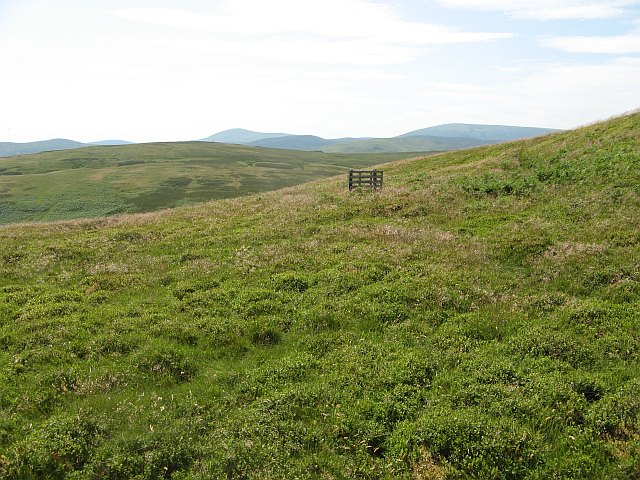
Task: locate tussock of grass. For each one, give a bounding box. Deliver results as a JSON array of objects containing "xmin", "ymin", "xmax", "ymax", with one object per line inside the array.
[{"xmin": 0, "ymin": 112, "xmax": 639, "ymax": 478}]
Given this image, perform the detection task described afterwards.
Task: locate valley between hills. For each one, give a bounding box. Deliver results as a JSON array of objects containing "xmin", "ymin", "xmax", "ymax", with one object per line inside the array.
[
  {"xmin": 0, "ymin": 123, "xmax": 559, "ymax": 226},
  {"xmin": 0, "ymin": 143, "xmax": 415, "ymax": 225}
]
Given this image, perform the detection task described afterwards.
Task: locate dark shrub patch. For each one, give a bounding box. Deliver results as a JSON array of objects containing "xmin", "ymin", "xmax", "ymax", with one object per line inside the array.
[
  {"xmin": 272, "ymin": 273, "xmax": 311, "ymax": 293},
  {"xmin": 135, "ymin": 346, "xmax": 197, "ymax": 383}
]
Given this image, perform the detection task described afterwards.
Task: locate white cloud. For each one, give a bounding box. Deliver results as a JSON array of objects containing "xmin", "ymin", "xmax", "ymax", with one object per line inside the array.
[
  {"xmin": 409, "ymin": 57, "xmax": 640, "ymax": 128},
  {"xmin": 114, "ymin": 0, "xmax": 512, "ymax": 65},
  {"xmin": 436, "ymin": 0, "xmax": 640, "ymax": 20},
  {"xmin": 153, "ymin": 38, "xmax": 418, "ymax": 65},
  {"xmin": 115, "ymin": 3, "xmax": 509, "ymax": 44},
  {"xmin": 2, "ymin": 0, "xmax": 638, "ymax": 143},
  {"xmin": 544, "ymin": 30, "xmax": 640, "ymax": 53},
  {"xmin": 519, "ymin": 57, "xmax": 640, "ymax": 99}
]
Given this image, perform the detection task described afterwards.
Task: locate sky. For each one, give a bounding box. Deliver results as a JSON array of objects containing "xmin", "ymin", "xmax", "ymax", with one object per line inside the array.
[{"xmin": 1, "ymin": 0, "xmax": 639, "ymax": 143}]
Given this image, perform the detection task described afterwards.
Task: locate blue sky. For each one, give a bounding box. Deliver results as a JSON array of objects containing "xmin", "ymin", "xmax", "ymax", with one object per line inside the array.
[{"xmin": 1, "ymin": 0, "xmax": 639, "ymax": 142}]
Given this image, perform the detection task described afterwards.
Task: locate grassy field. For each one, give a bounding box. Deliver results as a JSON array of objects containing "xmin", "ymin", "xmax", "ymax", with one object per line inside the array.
[
  {"xmin": 0, "ymin": 142, "xmax": 417, "ymax": 225},
  {"xmin": 0, "ymin": 113, "xmax": 639, "ymax": 478}
]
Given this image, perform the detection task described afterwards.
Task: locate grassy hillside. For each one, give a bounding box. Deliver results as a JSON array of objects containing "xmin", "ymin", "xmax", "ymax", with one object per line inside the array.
[
  {"xmin": 0, "ymin": 113, "xmax": 639, "ymax": 479},
  {"xmin": 0, "ymin": 142, "xmax": 415, "ymax": 225}
]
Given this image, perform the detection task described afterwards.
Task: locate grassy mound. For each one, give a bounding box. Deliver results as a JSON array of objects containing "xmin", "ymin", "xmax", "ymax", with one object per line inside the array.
[{"xmin": 0, "ymin": 113, "xmax": 638, "ymax": 478}]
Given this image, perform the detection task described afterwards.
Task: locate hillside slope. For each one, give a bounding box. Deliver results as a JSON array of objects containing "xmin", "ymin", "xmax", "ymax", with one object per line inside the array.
[
  {"xmin": 0, "ymin": 142, "xmax": 414, "ymax": 225},
  {"xmin": 0, "ymin": 113, "xmax": 638, "ymax": 479}
]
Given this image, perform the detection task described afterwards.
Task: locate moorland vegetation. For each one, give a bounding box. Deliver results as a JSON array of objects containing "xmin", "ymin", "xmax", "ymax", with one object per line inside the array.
[
  {"xmin": 0, "ymin": 112, "xmax": 638, "ymax": 478},
  {"xmin": 0, "ymin": 144, "xmax": 412, "ymax": 225}
]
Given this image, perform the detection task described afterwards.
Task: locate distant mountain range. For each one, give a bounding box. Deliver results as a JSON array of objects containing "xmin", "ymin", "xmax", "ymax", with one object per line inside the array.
[
  {"xmin": 199, "ymin": 124, "xmax": 561, "ymax": 153},
  {"xmin": 0, "ymin": 124, "xmax": 560, "ymax": 158},
  {"xmin": 0, "ymin": 139, "xmax": 133, "ymax": 157},
  {"xmin": 200, "ymin": 128, "xmax": 292, "ymax": 144},
  {"xmin": 397, "ymin": 124, "xmax": 558, "ymax": 142},
  {"xmin": 321, "ymin": 135, "xmax": 490, "ymax": 153}
]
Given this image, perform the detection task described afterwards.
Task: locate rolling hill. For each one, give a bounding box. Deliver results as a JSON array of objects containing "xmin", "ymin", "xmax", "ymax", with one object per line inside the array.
[
  {"xmin": 0, "ymin": 139, "xmax": 85, "ymax": 157},
  {"xmin": 1, "ymin": 124, "xmax": 559, "ymax": 159},
  {"xmin": 201, "ymin": 124, "xmax": 560, "ymax": 153},
  {"xmin": 0, "ymin": 112, "xmax": 638, "ymax": 478},
  {"xmin": 0, "ymin": 142, "xmax": 418, "ymax": 225},
  {"xmin": 398, "ymin": 123, "xmax": 560, "ymax": 141},
  {"xmin": 0, "ymin": 139, "xmax": 133, "ymax": 158}
]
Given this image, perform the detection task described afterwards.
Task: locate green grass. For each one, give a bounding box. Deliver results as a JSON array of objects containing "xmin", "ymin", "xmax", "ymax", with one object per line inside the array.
[
  {"xmin": 0, "ymin": 113, "xmax": 639, "ymax": 478},
  {"xmin": 0, "ymin": 142, "xmax": 417, "ymax": 225}
]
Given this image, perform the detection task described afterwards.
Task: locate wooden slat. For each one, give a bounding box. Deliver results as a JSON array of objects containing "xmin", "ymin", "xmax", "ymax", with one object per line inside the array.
[{"xmin": 348, "ymin": 169, "xmax": 383, "ymax": 191}]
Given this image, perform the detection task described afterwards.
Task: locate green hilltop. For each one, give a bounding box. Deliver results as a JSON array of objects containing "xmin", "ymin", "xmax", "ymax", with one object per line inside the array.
[{"xmin": 0, "ymin": 112, "xmax": 638, "ymax": 478}]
